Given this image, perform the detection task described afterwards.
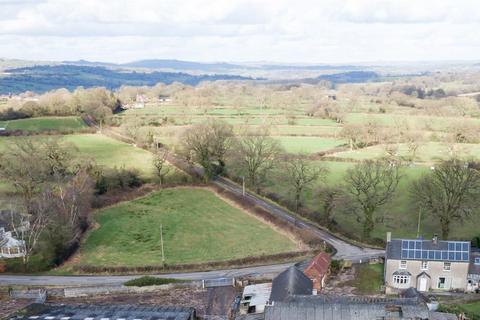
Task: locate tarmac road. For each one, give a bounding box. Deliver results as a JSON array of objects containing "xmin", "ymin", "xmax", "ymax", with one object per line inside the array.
[
  {"xmin": 0, "ymin": 263, "xmax": 295, "ymax": 286},
  {"xmin": 213, "ymin": 177, "xmax": 384, "ymax": 262}
]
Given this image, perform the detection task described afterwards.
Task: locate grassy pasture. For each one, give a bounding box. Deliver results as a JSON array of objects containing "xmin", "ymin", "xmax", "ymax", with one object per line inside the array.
[
  {"xmin": 63, "ymin": 134, "xmax": 155, "ymax": 178},
  {"xmin": 331, "ymin": 142, "xmax": 480, "ymax": 162},
  {"xmin": 274, "ymin": 136, "xmax": 346, "ymax": 154},
  {"xmin": 345, "ymin": 113, "xmax": 480, "ymax": 131},
  {"xmin": 71, "ymin": 188, "xmax": 298, "ymax": 267},
  {"xmin": 0, "ymin": 116, "xmax": 87, "ymax": 132},
  {"xmin": 264, "ymin": 161, "xmax": 479, "ymax": 241}
]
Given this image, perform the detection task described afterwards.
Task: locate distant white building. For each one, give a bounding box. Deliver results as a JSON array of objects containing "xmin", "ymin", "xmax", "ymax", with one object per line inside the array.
[
  {"xmin": 0, "ymin": 228, "xmax": 26, "ymax": 258},
  {"xmin": 133, "ymin": 94, "xmax": 146, "ymax": 109}
]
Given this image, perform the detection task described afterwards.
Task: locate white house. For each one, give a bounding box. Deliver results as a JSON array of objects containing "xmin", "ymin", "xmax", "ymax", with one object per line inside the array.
[{"xmin": 0, "ymin": 228, "xmax": 26, "ymax": 258}]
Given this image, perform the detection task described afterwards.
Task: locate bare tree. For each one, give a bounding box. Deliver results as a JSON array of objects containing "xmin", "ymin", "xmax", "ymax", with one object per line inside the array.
[
  {"xmin": 283, "ymin": 156, "xmax": 327, "ymax": 212},
  {"xmin": 317, "ymin": 186, "xmax": 344, "ymax": 229},
  {"xmin": 345, "ymin": 160, "xmax": 402, "ymax": 240},
  {"xmin": 229, "ymin": 129, "xmax": 282, "ymax": 192},
  {"xmin": 152, "ymin": 148, "xmax": 171, "ymax": 185},
  {"xmin": 411, "ymin": 160, "xmax": 480, "ymax": 239},
  {"xmin": 179, "ymin": 119, "xmax": 233, "ymax": 180}
]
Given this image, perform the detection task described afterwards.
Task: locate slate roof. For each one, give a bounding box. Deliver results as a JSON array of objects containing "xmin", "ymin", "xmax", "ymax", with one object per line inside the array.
[
  {"xmin": 386, "ymin": 238, "xmax": 471, "ymax": 262},
  {"xmin": 269, "ymin": 266, "xmax": 313, "ymax": 303},
  {"xmin": 264, "ymin": 295, "xmax": 430, "ymax": 320},
  {"xmin": 12, "ymin": 304, "xmax": 196, "ymax": 320}
]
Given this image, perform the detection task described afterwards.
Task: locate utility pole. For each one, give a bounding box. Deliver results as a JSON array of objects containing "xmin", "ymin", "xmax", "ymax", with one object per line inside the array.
[
  {"xmin": 242, "ymin": 176, "xmax": 245, "ymax": 197},
  {"xmin": 160, "ymin": 224, "xmax": 165, "ymax": 267},
  {"xmin": 416, "ymin": 208, "xmax": 422, "ymax": 238}
]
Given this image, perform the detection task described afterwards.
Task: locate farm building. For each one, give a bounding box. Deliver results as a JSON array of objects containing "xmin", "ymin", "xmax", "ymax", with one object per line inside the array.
[
  {"xmin": 303, "ymin": 252, "xmax": 331, "ymax": 292},
  {"xmin": 10, "ymin": 304, "xmax": 196, "ymax": 320},
  {"xmin": 269, "ymin": 266, "xmax": 313, "ymax": 303},
  {"xmin": 239, "ymin": 283, "xmax": 272, "ymax": 314},
  {"xmin": 263, "ymin": 295, "xmax": 455, "ymax": 320}
]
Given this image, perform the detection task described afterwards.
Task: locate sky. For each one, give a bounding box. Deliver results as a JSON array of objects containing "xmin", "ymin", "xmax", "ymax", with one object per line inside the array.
[{"xmin": 1, "ymin": 0, "xmax": 480, "ymax": 64}]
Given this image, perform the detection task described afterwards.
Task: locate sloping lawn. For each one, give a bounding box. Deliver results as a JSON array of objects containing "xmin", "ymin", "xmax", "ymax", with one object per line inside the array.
[
  {"xmin": 73, "ymin": 188, "xmax": 298, "ymax": 267},
  {"xmin": 0, "ymin": 116, "xmax": 87, "ymax": 132}
]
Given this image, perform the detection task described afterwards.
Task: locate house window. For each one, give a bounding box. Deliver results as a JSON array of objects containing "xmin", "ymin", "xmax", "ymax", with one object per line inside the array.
[
  {"xmin": 443, "ymin": 262, "xmax": 451, "ymax": 271},
  {"xmin": 438, "ymin": 277, "xmax": 446, "ymax": 289},
  {"xmin": 393, "ymin": 275, "xmax": 410, "ymax": 285},
  {"xmin": 399, "ymin": 260, "xmax": 407, "ymax": 269},
  {"xmin": 475, "ymin": 258, "xmax": 480, "ymax": 265},
  {"xmin": 421, "ymin": 261, "xmax": 428, "ymax": 270}
]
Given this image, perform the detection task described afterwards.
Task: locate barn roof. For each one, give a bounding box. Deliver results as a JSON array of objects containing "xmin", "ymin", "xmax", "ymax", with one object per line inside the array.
[{"xmin": 269, "ymin": 266, "xmax": 313, "ymax": 303}]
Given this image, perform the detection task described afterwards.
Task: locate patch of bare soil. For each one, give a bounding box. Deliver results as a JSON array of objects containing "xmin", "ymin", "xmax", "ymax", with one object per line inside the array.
[
  {"xmin": 0, "ymin": 297, "xmax": 32, "ymax": 319},
  {"xmin": 323, "ymin": 267, "xmax": 356, "ymax": 295}
]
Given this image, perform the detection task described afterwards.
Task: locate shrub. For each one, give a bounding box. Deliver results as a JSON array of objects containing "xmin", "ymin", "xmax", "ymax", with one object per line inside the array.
[{"xmin": 124, "ymin": 276, "xmax": 181, "ymax": 287}]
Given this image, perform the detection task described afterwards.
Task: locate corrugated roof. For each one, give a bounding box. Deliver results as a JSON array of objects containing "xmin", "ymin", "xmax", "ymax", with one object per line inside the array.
[
  {"xmin": 264, "ymin": 295, "xmax": 430, "ymax": 320},
  {"xmin": 11, "ymin": 304, "xmax": 195, "ymax": 320},
  {"xmin": 269, "ymin": 266, "xmax": 313, "ymax": 303}
]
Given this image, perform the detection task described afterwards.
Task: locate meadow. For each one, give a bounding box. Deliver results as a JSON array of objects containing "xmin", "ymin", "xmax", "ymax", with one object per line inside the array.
[
  {"xmin": 112, "ymin": 93, "xmax": 480, "ymax": 243},
  {"xmin": 70, "ymin": 188, "xmax": 299, "ymax": 267},
  {"xmin": 0, "ymin": 116, "xmax": 87, "ymax": 132}
]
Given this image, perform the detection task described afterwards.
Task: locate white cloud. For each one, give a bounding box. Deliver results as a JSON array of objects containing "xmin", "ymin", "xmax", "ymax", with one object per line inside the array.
[{"xmin": 0, "ymin": 0, "xmax": 479, "ymax": 63}]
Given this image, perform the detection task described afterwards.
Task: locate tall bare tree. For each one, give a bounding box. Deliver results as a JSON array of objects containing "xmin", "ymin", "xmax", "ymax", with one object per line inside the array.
[
  {"xmin": 229, "ymin": 129, "xmax": 282, "ymax": 192},
  {"xmin": 345, "ymin": 160, "xmax": 402, "ymax": 240},
  {"xmin": 283, "ymin": 156, "xmax": 327, "ymax": 212},
  {"xmin": 411, "ymin": 160, "xmax": 480, "ymax": 239},
  {"xmin": 179, "ymin": 119, "xmax": 233, "ymax": 180},
  {"xmin": 152, "ymin": 148, "xmax": 171, "ymax": 185}
]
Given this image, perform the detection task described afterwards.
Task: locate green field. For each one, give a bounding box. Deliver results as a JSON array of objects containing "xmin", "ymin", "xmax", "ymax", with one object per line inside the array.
[
  {"xmin": 0, "ymin": 116, "xmax": 87, "ymax": 132},
  {"xmin": 274, "ymin": 136, "xmax": 346, "ymax": 154},
  {"xmin": 0, "ymin": 134, "xmax": 158, "ymax": 179},
  {"xmin": 72, "ymin": 188, "xmax": 298, "ymax": 267},
  {"xmin": 64, "ymin": 134, "xmax": 155, "ymax": 178},
  {"xmin": 332, "ymin": 142, "xmax": 480, "ymax": 162},
  {"xmin": 265, "ymin": 160, "xmax": 479, "ymax": 241}
]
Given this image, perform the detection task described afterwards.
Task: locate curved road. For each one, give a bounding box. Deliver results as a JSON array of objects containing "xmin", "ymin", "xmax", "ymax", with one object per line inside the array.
[
  {"xmin": 0, "ymin": 131, "xmax": 384, "ymax": 287},
  {"xmin": 213, "ymin": 177, "xmax": 384, "ymax": 262}
]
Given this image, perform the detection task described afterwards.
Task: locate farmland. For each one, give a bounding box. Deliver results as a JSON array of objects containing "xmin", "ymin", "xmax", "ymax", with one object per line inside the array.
[
  {"xmin": 69, "ymin": 188, "xmax": 299, "ymax": 267},
  {"xmin": 0, "ymin": 116, "xmax": 87, "ymax": 132}
]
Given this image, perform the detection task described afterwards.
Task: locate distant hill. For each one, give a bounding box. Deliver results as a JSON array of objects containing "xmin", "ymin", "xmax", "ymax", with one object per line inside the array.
[
  {"xmin": 313, "ymin": 71, "xmax": 380, "ymax": 84},
  {"xmin": 0, "ymin": 65, "xmax": 254, "ymax": 94},
  {"xmin": 122, "ymin": 59, "xmax": 248, "ymax": 72}
]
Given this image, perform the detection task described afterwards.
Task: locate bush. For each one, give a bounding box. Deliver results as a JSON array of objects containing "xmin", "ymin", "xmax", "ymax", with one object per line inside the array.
[
  {"xmin": 95, "ymin": 167, "xmax": 143, "ymax": 194},
  {"xmin": 124, "ymin": 276, "xmax": 181, "ymax": 287}
]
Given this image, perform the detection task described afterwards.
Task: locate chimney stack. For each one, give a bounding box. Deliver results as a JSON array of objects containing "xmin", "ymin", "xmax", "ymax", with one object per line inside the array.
[
  {"xmin": 432, "ymin": 234, "xmax": 438, "ymax": 245},
  {"xmin": 386, "ymin": 232, "xmax": 392, "ymax": 243}
]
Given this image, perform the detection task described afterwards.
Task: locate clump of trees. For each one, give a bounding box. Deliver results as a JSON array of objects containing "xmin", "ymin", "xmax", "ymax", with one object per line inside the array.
[
  {"xmin": 0, "ymin": 87, "xmax": 120, "ymax": 123},
  {"xmin": 0, "ymin": 138, "xmax": 94, "ymax": 269}
]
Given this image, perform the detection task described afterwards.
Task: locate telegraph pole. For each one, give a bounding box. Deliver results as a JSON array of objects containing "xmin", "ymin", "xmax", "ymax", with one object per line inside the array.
[
  {"xmin": 160, "ymin": 224, "xmax": 165, "ymax": 267},
  {"xmin": 242, "ymin": 176, "xmax": 245, "ymax": 197},
  {"xmin": 416, "ymin": 208, "xmax": 422, "ymax": 238}
]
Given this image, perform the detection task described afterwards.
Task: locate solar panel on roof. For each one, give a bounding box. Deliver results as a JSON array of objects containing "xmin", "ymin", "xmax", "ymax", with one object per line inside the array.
[{"xmin": 399, "ymin": 240, "xmax": 470, "ymax": 262}]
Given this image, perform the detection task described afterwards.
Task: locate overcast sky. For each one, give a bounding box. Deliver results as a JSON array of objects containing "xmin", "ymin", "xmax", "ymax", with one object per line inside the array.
[{"xmin": 1, "ymin": 0, "xmax": 479, "ymax": 64}]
